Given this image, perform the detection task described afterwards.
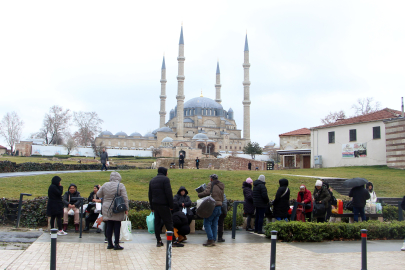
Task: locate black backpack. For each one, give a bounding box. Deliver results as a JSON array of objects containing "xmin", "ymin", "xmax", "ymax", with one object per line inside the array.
[{"xmin": 109, "ymin": 183, "xmax": 127, "ymax": 215}]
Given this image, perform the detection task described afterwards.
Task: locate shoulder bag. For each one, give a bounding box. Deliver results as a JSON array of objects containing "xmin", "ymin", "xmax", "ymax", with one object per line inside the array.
[
  {"xmin": 196, "ymin": 183, "xmax": 217, "ymax": 218},
  {"xmin": 108, "ymin": 183, "xmax": 127, "ymax": 216}
]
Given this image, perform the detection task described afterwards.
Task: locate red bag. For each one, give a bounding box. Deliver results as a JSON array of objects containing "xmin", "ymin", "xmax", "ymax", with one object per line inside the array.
[{"xmin": 296, "ymin": 207, "xmax": 306, "ymax": 222}]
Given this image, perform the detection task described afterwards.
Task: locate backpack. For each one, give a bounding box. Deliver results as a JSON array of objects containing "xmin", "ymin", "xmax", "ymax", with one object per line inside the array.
[{"xmin": 108, "ymin": 183, "xmax": 127, "ymax": 216}]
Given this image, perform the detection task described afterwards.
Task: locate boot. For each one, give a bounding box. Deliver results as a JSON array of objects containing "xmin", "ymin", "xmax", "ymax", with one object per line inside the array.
[
  {"xmin": 217, "ymin": 232, "xmax": 225, "ymax": 242},
  {"xmin": 75, "ymin": 224, "xmax": 79, "ymax": 232},
  {"xmin": 177, "ymin": 235, "xmax": 185, "ymax": 243},
  {"xmin": 63, "ymin": 224, "xmax": 68, "ymax": 231},
  {"xmin": 202, "ymin": 240, "xmax": 216, "ymax": 247}
]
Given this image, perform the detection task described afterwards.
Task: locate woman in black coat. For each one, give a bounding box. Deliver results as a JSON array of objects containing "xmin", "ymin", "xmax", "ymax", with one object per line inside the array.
[
  {"xmin": 273, "ymin": 178, "xmax": 290, "ymax": 221},
  {"xmin": 252, "ymin": 175, "xmax": 269, "ymax": 234},
  {"xmin": 242, "ymin": 179, "xmax": 254, "ymax": 231},
  {"xmin": 47, "ymin": 176, "xmax": 67, "ymax": 235}
]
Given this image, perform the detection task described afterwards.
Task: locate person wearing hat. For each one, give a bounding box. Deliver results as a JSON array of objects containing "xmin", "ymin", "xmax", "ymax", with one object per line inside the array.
[
  {"xmin": 297, "ymin": 185, "xmax": 313, "ymax": 222},
  {"xmin": 47, "ymin": 176, "xmax": 67, "ymax": 235},
  {"xmin": 273, "ymin": 178, "xmax": 290, "ymax": 221},
  {"xmin": 313, "ymin": 180, "xmax": 330, "ymax": 223},
  {"xmin": 198, "ymin": 174, "xmax": 225, "ymax": 247},
  {"xmin": 243, "ymin": 178, "xmax": 255, "ymax": 231},
  {"xmin": 252, "ymin": 175, "xmax": 269, "ymax": 234}
]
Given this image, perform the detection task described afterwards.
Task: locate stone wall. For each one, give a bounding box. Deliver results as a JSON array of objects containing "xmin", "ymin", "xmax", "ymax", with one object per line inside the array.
[
  {"xmin": 156, "ymin": 156, "xmax": 267, "ymax": 171},
  {"xmin": 385, "ymin": 118, "xmax": 405, "ymax": 169},
  {"xmin": 15, "ymin": 141, "xmax": 33, "ymax": 156}
]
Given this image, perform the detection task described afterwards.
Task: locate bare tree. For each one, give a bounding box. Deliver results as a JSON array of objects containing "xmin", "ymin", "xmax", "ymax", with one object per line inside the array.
[
  {"xmin": 63, "ymin": 133, "xmax": 77, "ymax": 155},
  {"xmin": 37, "ymin": 106, "xmax": 71, "ymax": 144},
  {"xmin": 91, "ymin": 140, "xmax": 104, "ymax": 157},
  {"xmin": 352, "ymin": 97, "xmax": 381, "ymax": 116},
  {"xmin": 0, "ymin": 112, "xmax": 24, "ymax": 153},
  {"xmin": 321, "ymin": 110, "xmax": 346, "ymax": 125},
  {"xmin": 152, "ymin": 148, "xmax": 162, "ymax": 157},
  {"xmin": 73, "ymin": 111, "xmax": 103, "ymax": 146}
]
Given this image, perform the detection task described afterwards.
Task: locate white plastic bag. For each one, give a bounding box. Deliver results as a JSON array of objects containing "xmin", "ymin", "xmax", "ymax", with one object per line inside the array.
[
  {"xmin": 93, "ymin": 214, "xmax": 105, "ymax": 231},
  {"xmin": 68, "ymin": 209, "xmax": 74, "ymax": 215},
  {"xmin": 119, "ymin": 216, "xmax": 132, "ymax": 241},
  {"xmin": 182, "ymin": 207, "xmax": 187, "ymax": 215},
  {"xmin": 95, "ymin": 203, "xmax": 102, "ymax": 213}
]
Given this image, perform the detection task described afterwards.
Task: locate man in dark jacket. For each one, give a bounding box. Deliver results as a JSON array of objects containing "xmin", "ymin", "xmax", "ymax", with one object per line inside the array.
[
  {"xmin": 100, "ymin": 149, "xmax": 108, "ymax": 171},
  {"xmin": 273, "ymin": 178, "xmax": 290, "ymax": 221},
  {"xmin": 62, "ymin": 183, "xmax": 81, "ymax": 232},
  {"xmin": 252, "ymin": 175, "xmax": 269, "ymax": 234},
  {"xmin": 179, "ymin": 153, "xmax": 185, "ymax": 169},
  {"xmin": 349, "ymin": 185, "xmax": 370, "ymax": 222},
  {"xmin": 149, "ymin": 167, "xmax": 183, "ymax": 247},
  {"xmin": 173, "ymin": 186, "xmax": 192, "ymax": 215},
  {"xmin": 195, "ymin": 157, "xmax": 200, "ymax": 169}
]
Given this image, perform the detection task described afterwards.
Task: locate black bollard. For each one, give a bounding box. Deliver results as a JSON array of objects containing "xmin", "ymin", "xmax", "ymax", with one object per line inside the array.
[
  {"xmin": 232, "ymin": 201, "xmax": 238, "ymax": 239},
  {"xmin": 50, "ymin": 228, "xmax": 58, "ymax": 270},
  {"xmin": 166, "ymin": 231, "xmax": 173, "ymax": 270},
  {"xmin": 16, "ymin": 193, "xmax": 32, "ymax": 228},
  {"xmin": 270, "ymin": 230, "xmax": 277, "ymax": 270},
  {"xmin": 361, "ymin": 229, "xmax": 367, "ymax": 270}
]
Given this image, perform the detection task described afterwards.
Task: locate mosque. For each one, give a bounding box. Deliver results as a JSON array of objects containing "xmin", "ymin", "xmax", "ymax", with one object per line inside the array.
[{"xmin": 95, "ymin": 27, "xmax": 252, "ymax": 158}]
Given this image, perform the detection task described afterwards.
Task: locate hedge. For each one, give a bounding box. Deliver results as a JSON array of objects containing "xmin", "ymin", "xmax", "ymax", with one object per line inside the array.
[
  {"xmin": 0, "ymin": 161, "xmax": 136, "ymax": 172},
  {"xmin": 264, "ymin": 220, "xmax": 405, "ymax": 242}
]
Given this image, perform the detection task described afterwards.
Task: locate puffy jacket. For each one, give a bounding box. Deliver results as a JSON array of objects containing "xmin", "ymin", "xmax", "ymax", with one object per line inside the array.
[
  {"xmin": 149, "ymin": 173, "xmax": 174, "ymax": 210},
  {"xmin": 297, "ymin": 185, "xmax": 313, "ymax": 213},
  {"xmin": 242, "ymin": 181, "xmax": 255, "ymax": 215},
  {"xmin": 172, "ymin": 211, "xmax": 188, "ymax": 228},
  {"xmin": 313, "ymin": 186, "xmax": 331, "ymax": 208},
  {"xmin": 273, "ymin": 179, "xmax": 290, "ymax": 218},
  {"xmin": 173, "ymin": 186, "xmax": 192, "ymax": 213},
  {"xmin": 62, "ymin": 184, "xmax": 81, "ymax": 208},
  {"xmin": 47, "ymin": 177, "xmax": 64, "ymax": 216},
  {"xmin": 198, "ymin": 180, "xmax": 224, "ymax": 206},
  {"xmin": 349, "ymin": 186, "xmax": 370, "ymax": 208},
  {"xmin": 252, "ymin": 180, "xmax": 269, "ymax": 208}
]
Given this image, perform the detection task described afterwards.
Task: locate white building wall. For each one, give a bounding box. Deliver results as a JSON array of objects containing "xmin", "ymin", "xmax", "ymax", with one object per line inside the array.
[
  {"xmin": 31, "ymin": 145, "xmax": 152, "ymax": 157},
  {"xmin": 311, "ymin": 121, "xmax": 386, "ymax": 168}
]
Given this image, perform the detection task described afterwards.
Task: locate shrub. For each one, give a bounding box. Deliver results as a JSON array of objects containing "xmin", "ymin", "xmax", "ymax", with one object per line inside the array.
[
  {"xmin": 382, "ymin": 204, "xmax": 405, "ymax": 221},
  {"xmin": 128, "ymin": 209, "xmax": 151, "ymax": 229}
]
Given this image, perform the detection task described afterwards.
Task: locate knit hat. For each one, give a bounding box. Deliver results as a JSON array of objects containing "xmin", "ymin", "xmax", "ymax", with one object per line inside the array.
[
  {"xmin": 246, "ymin": 177, "xmax": 253, "ymax": 184},
  {"xmin": 258, "ymin": 175, "xmax": 265, "ymax": 182},
  {"xmin": 210, "ymin": 174, "xmax": 218, "ymax": 180},
  {"xmin": 315, "ymin": 180, "xmax": 323, "ymax": 187}
]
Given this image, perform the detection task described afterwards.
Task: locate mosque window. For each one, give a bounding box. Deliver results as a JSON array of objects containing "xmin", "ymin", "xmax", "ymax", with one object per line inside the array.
[
  {"xmin": 139, "ymin": 142, "xmax": 142, "ymax": 146},
  {"xmin": 225, "ymin": 146, "xmax": 227, "ymax": 149},
  {"xmin": 239, "ymin": 147, "xmax": 241, "ymax": 150},
  {"xmin": 219, "ymin": 146, "xmax": 222, "ymax": 149},
  {"xmin": 230, "ymin": 146, "xmax": 232, "ymax": 149}
]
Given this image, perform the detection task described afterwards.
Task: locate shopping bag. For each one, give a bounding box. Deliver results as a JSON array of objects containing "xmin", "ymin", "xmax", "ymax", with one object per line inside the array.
[
  {"xmin": 119, "ymin": 216, "xmax": 132, "ymax": 241},
  {"xmin": 182, "ymin": 207, "xmax": 187, "ymax": 215},
  {"xmin": 376, "ymin": 203, "xmax": 382, "ymax": 214},
  {"xmin": 365, "ymin": 202, "xmax": 371, "ymax": 214},
  {"xmin": 196, "ymin": 195, "xmax": 216, "ymax": 218},
  {"xmin": 146, "ymin": 212, "xmax": 155, "ymax": 234},
  {"xmin": 95, "ymin": 203, "xmax": 102, "ymax": 213},
  {"xmin": 94, "ymin": 214, "xmax": 105, "ymax": 231},
  {"xmin": 313, "ymin": 202, "xmax": 326, "ymax": 218},
  {"xmin": 68, "ymin": 209, "xmax": 74, "ymax": 215}
]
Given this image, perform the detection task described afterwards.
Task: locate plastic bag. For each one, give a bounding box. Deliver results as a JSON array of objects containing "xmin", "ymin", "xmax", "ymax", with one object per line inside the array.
[
  {"xmin": 93, "ymin": 214, "xmax": 105, "ymax": 231},
  {"xmin": 182, "ymin": 207, "xmax": 187, "ymax": 215},
  {"xmin": 146, "ymin": 212, "xmax": 155, "ymax": 234},
  {"xmin": 376, "ymin": 203, "xmax": 382, "ymax": 214},
  {"xmin": 119, "ymin": 216, "xmax": 132, "ymax": 241},
  {"xmin": 68, "ymin": 209, "xmax": 74, "ymax": 215},
  {"xmin": 196, "ymin": 196, "xmax": 216, "ymax": 218},
  {"xmin": 95, "ymin": 203, "xmax": 102, "ymax": 213}
]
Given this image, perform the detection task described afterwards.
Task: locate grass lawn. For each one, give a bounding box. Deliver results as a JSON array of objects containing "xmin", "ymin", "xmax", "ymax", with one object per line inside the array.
[{"xmin": 1, "ymin": 165, "xmax": 404, "ymax": 201}]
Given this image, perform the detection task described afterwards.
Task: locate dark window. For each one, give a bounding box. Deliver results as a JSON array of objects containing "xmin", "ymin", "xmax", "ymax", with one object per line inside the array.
[
  {"xmin": 219, "ymin": 146, "xmax": 221, "ymax": 149},
  {"xmin": 349, "ymin": 129, "xmax": 357, "ymax": 141},
  {"xmin": 373, "ymin": 126, "xmax": 381, "ymax": 139},
  {"xmin": 225, "ymin": 146, "xmax": 227, "ymax": 149},
  {"xmin": 230, "ymin": 146, "xmax": 232, "ymax": 149},
  {"xmin": 328, "ymin": 131, "xmax": 335, "ymax": 144}
]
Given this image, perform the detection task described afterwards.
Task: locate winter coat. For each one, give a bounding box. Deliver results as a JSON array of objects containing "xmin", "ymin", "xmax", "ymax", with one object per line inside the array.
[
  {"xmin": 47, "ymin": 178, "xmax": 64, "ymax": 216},
  {"xmin": 242, "ymin": 182, "xmax": 255, "ymax": 215},
  {"xmin": 100, "ymin": 152, "xmax": 108, "ymax": 164},
  {"xmin": 252, "ymin": 180, "xmax": 269, "ymax": 208},
  {"xmin": 313, "ymin": 186, "xmax": 331, "ymax": 208},
  {"xmin": 349, "ymin": 186, "xmax": 370, "ymax": 208},
  {"xmin": 173, "ymin": 186, "xmax": 192, "ymax": 213},
  {"xmin": 297, "ymin": 185, "xmax": 313, "ymax": 213},
  {"xmin": 198, "ymin": 180, "xmax": 225, "ymax": 206},
  {"xmin": 172, "ymin": 211, "xmax": 188, "ymax": 228},
  {"xmin": 62, "ymin": 184, "xmax": 81, "ymax": 208},
  {"xmin": 179, "ymin": 155, "xmax": 184, "ymax": 163},
  {"xmin": 149, "ymin": 173, "xmax": 174, "ymax": 210},
  {"xmin": 273, "ymin": 179, "xmax": 290, "ymax": 218},
  {"xmin": 88, "ymin": 191, "xmax": 99, "ymax": 203},
  {"xmin": 97, "ymin": 172, "xmax": 129, "ymax": 221}
]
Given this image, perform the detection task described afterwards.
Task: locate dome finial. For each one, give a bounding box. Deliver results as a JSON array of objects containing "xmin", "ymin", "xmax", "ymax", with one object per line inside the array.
[{"xmin": 200, "ymin": 89, "xmax": 203, "ymax": 97}]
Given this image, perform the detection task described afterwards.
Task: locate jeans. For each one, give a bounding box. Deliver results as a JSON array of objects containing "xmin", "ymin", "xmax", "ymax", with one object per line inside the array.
[
  {"xmin": 276, "ymin": 217, "xmax": 289, "ymax": 221},
  {"xmin": 353, "ymin": 206, "xmax": 366, "ymax": 222},
  {"xmin": 203, "ymin": 206, "xmax": 222, "ymax": 240},
  {"xmin": 254, "ymin": 207, "xmax": 266, "ymax": 232}
]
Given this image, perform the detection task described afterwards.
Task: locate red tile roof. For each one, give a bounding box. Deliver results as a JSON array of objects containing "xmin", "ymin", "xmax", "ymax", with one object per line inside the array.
[
  {"xmin": 279, "ymin": 128, "xmax": 311, "ymax": 136},
  {"xmin": 312, "ymin": 108, "xmax": 401, "ymax": 129},
  {"xmin": 0, "ymin": 145, "xmax": 7, "ymax": 149}
]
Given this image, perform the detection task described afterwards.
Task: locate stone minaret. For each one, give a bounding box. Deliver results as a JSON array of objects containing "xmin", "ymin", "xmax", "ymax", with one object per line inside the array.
[
  {"xmin": 215, "ymin": 61, "xmax": 222, "ymax": 104},
  {"xmin": 242, "ymin": 34, "xmax": 251, "ymax": 141},
  {"xmin": 176, "ymin": 26, "xmax": 186, "ymax": 137},
  {"xmin": 159, "ymin": 56, "xmax": 167, "ymax": 128}
]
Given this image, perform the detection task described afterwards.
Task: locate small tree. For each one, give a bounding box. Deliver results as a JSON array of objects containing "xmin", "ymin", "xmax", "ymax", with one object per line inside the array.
[
  {"xmin": 0, "ymin": 111, "xmax": 24, "ymax": 153},
  {"xmin": 152, "ymin": 148, "xmax": 162, "ymax": 157},
  {"xmin": 73, "ymin": 111, "xmax": 103, "ymax": 146},
  {"xmin": 243, "ymin": 142, "xmax": 263, "ymax": 159},
  {"xmin": 352, "ymin": 97, "xmax": 381, "ymax": 116},
  {"xmin": 91, "ymin": 140, "xmax": 104, "ymax": 157},
  {"xmin": 37, "ymin": 105, "xmax": 71, "ymax": 144},
  {"xmin": 63, "ymin": 134, "xmax": 77, "ymax": 155},
  {"xmin": 321, "ymin": 110, "xmax": 346, "ymax": 125}
]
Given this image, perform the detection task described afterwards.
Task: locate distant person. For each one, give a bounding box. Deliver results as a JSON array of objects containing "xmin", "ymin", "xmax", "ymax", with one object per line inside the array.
[
  {"xmin": 195, "ymin": 157, "xmax": 200, "ymax": 169},
  {"xmin": 198, "ymin": 174, "xmax": 224, "ymax": 247},
  {"xmin": 100, "ymin": 148, "xmax": 108, "ymax": 171},
  {"xmin": 248, "ymin": 162, "xmax": 252, "ymax": 170},
  {"xmin": 273, "ymin": 179, "xmax": 290, "ymax": 221},
  {"xmin": 62, "ymin": 184, "xmax": 81, "ymax": 232},
  {"xmin": 323, "ymin": 182, "xmax": 335, "ymax": 221},
  {"xmin": 47, "ymin": 176, "xmax": 67, "ymax": 235},
  {"xmin": 179, "ymin": 153, "xmax": 185, "ymax": 169},
  {"xmin": 296, "ymin": 185, "xmax": 313, "ymax": 222},
  {"xmin": 97, "ymin": 172, "xmax": 129, "ymax": 250},
  {"xmin": 348, "ymin": 184, "xmax": 370, "ymax": 222},
  {"xmin": 242, "ymin": 178, "xmax": 254, "ymax": 231},
  {"xmin": 252, "ymin": 175, "xmax": 269, "ymax": 234},
  {"xmin": 366, "ymin": 182, "xmax": 377, "ymax": 203},
  {"xmin": 313, "ymin": 180, "xmax": 330, "ymax": 223},
  {"xmin": 84, "ymin": 185, "xmax": 102, "ymax": 232},
  {"xmin": 149, "ymin": 167, "xmax": 184, "ymax": 247}
]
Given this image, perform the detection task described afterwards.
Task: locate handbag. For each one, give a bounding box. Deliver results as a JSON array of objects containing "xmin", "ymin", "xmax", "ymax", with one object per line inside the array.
[
  {"xmin": 119, "ymin": 216, "xmax": 133, "ymax": 241},
  {"xmin": 146, "ymin": 212, "xmax": 155, "ymax": 234},
  {"xmin": 196, "ymin": 183, "xmax": 217, "ymax": 218},
  {"xmin": 313, "ymin": 202, "xmax": 326, "ymax": 218},
  {"xmin": 345, "ymin": 201, "xmax": 354, "ymax": 212},
  {"xmin": 110, "ymin": 183, "xmax": 127, "ymax": 215}
]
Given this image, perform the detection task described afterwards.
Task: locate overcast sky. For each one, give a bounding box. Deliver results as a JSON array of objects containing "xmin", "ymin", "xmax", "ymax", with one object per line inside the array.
[{"xmin": 1, "ymin": 0, "xmax": 404, "ymax": 149}]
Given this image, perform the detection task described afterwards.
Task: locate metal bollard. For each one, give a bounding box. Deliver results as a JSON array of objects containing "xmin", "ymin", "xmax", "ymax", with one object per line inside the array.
[
  {"xmin": 16, "ymin": 193, "xmax": 32, "ymax": 228},
  {"xmin": 270, "ymin": 230, "xmax": 277, "ymax": 270},
  {"xmin": 166, "ymin": 231, "xmax": 173, "ymax": 270},
  {"xmin": 361, "ymin": 229, "xmax": 367, "ymax": 270},
  {"xmin": 50, "ymin": 228, "xmax": 58, "ymax": 270}
]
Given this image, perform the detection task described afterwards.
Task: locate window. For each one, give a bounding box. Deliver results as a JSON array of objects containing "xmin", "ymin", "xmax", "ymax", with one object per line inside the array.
[
  {"xmin": 349, "ymin": 129, "xmax": 357, "ymax": 142},
  {"xmin": 225, "ymin": 146, "xmax": 227, "ymax": 149},
  {"xmin": 373, "ymin": 126, "xmax": 381, "ymax": 139},
  {"xmin": 219, "ymin": 146, "xmax": 221, "ymax": 149},
  {"xmin": 328, "ymin": 131, "xmax": 335, "ymax": 144},
  {"xmin": 230, "ymin": 146, "xmax": 232, "ymax": 149}
]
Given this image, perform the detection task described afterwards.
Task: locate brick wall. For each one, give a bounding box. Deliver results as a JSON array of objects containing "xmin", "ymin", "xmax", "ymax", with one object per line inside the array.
[{"xmin": 385, "ymin": 118, "xmax": 405, "ymax": 169}]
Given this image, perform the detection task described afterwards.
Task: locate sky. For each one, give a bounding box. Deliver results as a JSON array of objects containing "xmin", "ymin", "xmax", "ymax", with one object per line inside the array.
[{"xmin": 1, "ymin": 0, "xmax": 404, "ymax": 149}]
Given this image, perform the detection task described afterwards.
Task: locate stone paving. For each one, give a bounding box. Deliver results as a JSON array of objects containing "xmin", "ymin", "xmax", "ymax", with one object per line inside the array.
[{"xmin": 1, "ymin": 231, "xmax": 404, "ymax": 269}]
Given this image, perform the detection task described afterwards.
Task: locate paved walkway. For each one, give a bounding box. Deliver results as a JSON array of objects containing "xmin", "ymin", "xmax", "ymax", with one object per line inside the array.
[
  {"xmin": 0, "ymin": 170, "xmax": 101, "ymax": 178},
  {"xmin": 1, "ymin": 230, "xmax": 404, "ymax": 269}
]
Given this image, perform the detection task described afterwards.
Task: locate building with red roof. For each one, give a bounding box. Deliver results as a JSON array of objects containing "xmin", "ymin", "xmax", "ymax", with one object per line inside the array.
[{"xmin": 0, "ymin": 145, "xmax": 7, "ymax": 155}]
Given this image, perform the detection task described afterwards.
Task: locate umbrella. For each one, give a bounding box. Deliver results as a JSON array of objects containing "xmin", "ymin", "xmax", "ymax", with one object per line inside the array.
[{"xmin": 342, "ymin": 177, "xmax": 369, "ymax": 188}]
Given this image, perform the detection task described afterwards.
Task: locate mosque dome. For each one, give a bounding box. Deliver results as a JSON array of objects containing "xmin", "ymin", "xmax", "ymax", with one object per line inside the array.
[
  {"xmin": 144, "ymin": 132, "xmax": 155, "ymax": 138},
  {"xmin": 184, "ymin": 118, "xmax": 194, "ymax": 123},
  {"xmin": 184, "ymin": 97, "xmax": 223, "ymax": 110},
  {"xmin": 228, "ymin": 108, "xmax": 233, "ymax": 112},
  {"xmin": 162, "ymin": 137, "xmax": 173, "ymax": 143},
  {"xmin": 266, "ymin": 141, "xmax": 276, "ymax": 147},
  {"xmin": 100, "ymin": 130, "xmax": 113, "ymax": 136},
  {"xmin": 157, "ymin": 127, "xmax": 173, "ymax": 132},
  {"xmin": 115, "ymin": 131, "xmax": 127, "ymax": 136},
  {"xmin": 152, "ymin": 129, "xmax": 159, "ymax": 134},
  {"xmin": 130, "ymin": 132, "xmax": 142, "ymax": 137},
  {"xmin": 192, "ymin": 133, "xmax": 209, "ymax": 140}
]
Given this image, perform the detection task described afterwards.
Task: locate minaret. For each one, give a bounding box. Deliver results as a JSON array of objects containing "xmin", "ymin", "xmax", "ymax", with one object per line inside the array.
[
  {"xmin": 159, "ymin": 56, "xmax": 167, "ymax": 128},
  {"xmin": 215, "ymin": 61, "xmax": 222, "ymax": 104},
  {"xmin": 176, "ymin": 26, "xmax": 186, "ymax": 137},
  {"xmin": 242, "ymin": 34, "xmax": 251, "ymax": 141}
]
